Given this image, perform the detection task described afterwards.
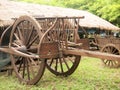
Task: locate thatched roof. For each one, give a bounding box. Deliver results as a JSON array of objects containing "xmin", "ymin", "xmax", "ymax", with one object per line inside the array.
[{"xmin": 0, "ymin": 0, "xmax": 120, "ymax": 31}]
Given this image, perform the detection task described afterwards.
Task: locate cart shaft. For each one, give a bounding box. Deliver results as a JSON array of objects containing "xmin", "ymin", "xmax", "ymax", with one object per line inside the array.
[
  {"xmin": 0, "ymin": 47, "xmax": 39, "ymax": 58},
  {"xmin": 64, "ymin": 49, "xmax": 120, "ymax": 61}
]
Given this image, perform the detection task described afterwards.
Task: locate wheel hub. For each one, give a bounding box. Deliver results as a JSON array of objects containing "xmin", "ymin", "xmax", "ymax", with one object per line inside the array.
[{"xmin": 17, "ymin": 45, "xmax": 27, "ymax": 53}]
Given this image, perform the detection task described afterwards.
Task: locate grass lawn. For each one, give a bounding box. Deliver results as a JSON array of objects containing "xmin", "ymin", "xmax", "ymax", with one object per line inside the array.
[{"xmin": 0, "ymin": 57, "xmax": 120, "ymax": 90}]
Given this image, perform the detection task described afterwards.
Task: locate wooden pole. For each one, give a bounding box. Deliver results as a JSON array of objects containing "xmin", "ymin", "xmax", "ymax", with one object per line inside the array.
[
  {"xmin": 64, "ymin": 49, "xmax": 120, "ymax": 61},
  {"xmin": 0, "ymin": 47, "xmax": 39, "ymax": 58}
]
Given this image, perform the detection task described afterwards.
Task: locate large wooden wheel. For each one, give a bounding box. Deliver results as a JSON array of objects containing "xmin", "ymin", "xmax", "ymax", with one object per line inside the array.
[
  {"xmin": 46, "ymin": 55, "xmax": 81, "ymax": 76},
  {"xmin": 39, "ymin": 18, "xmax": 81, "ymax": 76},
  {"xmin": 9, "ymin": 15, "xmax": 45, "ymax": 85},
  {"xmin": 101, "ymin": 44, "xmax": 120, "ymax": 68}
]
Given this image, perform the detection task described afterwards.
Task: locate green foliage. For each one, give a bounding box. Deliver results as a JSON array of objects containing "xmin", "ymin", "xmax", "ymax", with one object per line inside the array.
[
  {"xmin": 89, "ymin": 0, "xmax": 120, "ymax": 27},
  {"xmin": 98, "ymin": 4, "xmax": 120, "ymax": 27},
  {"xmin": 60, "ymin": 0, "xmax": 120, "ymax": 27}
]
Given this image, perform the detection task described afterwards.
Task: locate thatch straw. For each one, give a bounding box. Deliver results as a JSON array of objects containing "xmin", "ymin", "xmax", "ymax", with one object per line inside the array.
[{"xmin": 0, "ymin": 0, "xmax": 120, "ymax": 31}]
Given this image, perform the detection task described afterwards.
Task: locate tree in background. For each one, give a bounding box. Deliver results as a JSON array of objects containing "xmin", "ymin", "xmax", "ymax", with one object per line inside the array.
[{"xmin": 58, "ymin": 0, "xmax": 120, "ymax": 27}]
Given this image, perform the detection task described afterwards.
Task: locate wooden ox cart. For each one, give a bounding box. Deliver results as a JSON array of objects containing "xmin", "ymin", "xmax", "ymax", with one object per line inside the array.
[{"xmin": 0, "ymin": 15, "xmax": 120, "ymax": 85}]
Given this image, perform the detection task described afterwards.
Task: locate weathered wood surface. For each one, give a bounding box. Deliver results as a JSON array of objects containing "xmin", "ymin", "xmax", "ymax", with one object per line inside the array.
[
  {"xmin": 64, "ymin": 49, "xmax": 120, "ymax": 61},
  {"xmin": 0, "ymin": 47, "xmax": 39, "ymax": 58}
]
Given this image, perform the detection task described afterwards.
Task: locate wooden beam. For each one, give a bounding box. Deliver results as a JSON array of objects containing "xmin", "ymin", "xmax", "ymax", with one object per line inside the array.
[
  {"xmin": 63, "ymin": 49, "xmax": 120, "ymax": 61},
  {"xmin": 0, "ymin": 47, "xmax": 39, "ymax": 58}
]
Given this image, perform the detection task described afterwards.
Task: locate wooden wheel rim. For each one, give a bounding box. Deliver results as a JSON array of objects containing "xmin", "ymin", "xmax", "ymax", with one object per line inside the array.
[
  {"xmin": 101, "ymin": 44, "xmax": 120, "ymax": 68},
  {"xmin": 10, "ymin": 15, "xmax": 45, "ymax": 85},
  {"xmin": 46, "ymin": 55, "xmax": 81, "ymax": 76}
]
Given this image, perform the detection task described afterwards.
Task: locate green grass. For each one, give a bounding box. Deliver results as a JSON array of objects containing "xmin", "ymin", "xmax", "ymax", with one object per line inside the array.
[{"xmin": 0, "ymin": 57, "xmax": 120, "ymax": 90}]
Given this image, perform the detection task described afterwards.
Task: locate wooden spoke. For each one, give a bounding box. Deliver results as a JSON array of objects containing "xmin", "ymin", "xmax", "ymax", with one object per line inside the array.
[
  {"xmin": 20, "ymin": 22, "xmax": 25, "ymax": 40},
  {"xmin": 103, "ymin": 48, "xmax": 108, "ymax": 52},
  {"xmin": 18, "ymin": 58, "xmax": 23, "ymax": 73},
  {"xmin": 12, "ymin": 42, "xmax": 21, "ymax": 47},
  {"xmin": 104, "ymin": 59, "xmax": 108, "ymax": 64},
  {"xmin": 107, "ymin": 47, "xmax": 110, "ymax": 53},
  {"xmin": 113, "ymin": 60, "xmax": 117, "ymax": 65},
  {"xmin": 49, "ymin": 59, "xmax": 54, "ymax": 67},
  {"xmin": 14, "ymin": 33, "xmax": 20, "ymax": 41},
  {"xmin": 112, "ymin": 48, "xmax": 117, "ymax": 54},
  {"xmin": 67, "ymin": 56, "xmax": 74, "ymax": 63},
  {"xmin": 26, "ymin": 59, "xmax": 30, "ymax": 80},
  {"xmin": 107, "ymin": 60, "xmax": 110, "ymax": 66},
  {"xmin": 111, "ymin": 60, "xmax": 114, "ymax": 66},
  {"xmin": 114, "ymin": 51, "xmax": 119, "ymax": 55},
  {"xmin": 22, "ymin": 59, "xmax": 25, "ymax": 78},
  {"xmin": 62, "ymin": 57, "xmax": 70, "ymax": 70},
  {"xmin": 55, "ymin": 59, "xmax": 58, "ymax": 71},
  {"xmin": 27, "ymin": 35, "xmax": 39, "ymax": 48},
  {"xmin": 17, "ymin": 27, "xmax": 24, "ymax": 43},
  {"xmin": 59, "ymin": 58, "xmax": 64, "ymax": 73},
  {"xmin": 27, "ymin": 58, "xmax": 35, "ymax": 78},
  {"xmin": 13, "ymin": 33, "xmax": 23, "ymax": 46},
  {"xmin": 109, "ymin": 47, "xmax": 113, "ymax": 53},
  {"xmin": 29, "ymin": 58, "xmax": 38, "ymax": 67},
  {"xmin": 26, "ymin": 26, "xmax": 34, "ymax": 46}
]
